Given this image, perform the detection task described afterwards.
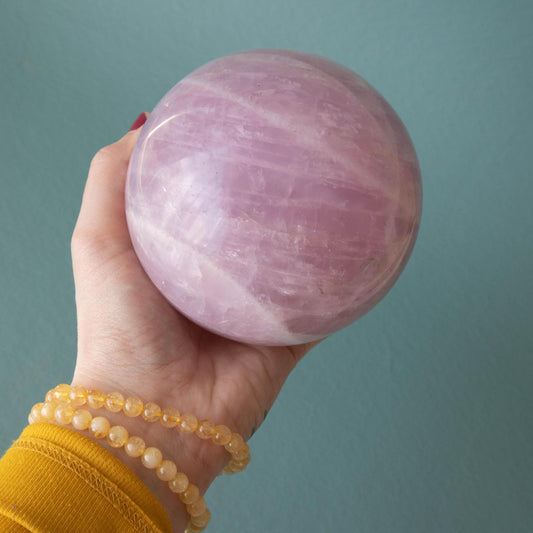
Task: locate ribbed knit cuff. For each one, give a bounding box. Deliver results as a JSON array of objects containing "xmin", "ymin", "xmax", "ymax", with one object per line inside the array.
[{"xmin": 0, "ymin": 423, "xmax": 172, "ymax": 533}]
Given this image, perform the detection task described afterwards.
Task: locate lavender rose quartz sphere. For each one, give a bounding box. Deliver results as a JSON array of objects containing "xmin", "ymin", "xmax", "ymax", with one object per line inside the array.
[{"xmin": 125, "ymin": 49, "xmax": 422, "ymax": 346}]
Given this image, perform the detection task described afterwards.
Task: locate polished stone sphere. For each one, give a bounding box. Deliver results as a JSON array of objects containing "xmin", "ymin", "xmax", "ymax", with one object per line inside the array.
[{"xmin": 125, "ymin": 49, "xmax": 422, "ymax": 346}]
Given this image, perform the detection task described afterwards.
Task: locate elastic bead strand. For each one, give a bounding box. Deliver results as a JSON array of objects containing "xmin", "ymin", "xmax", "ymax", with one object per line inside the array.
[
  {"xmin": 50, "ymin": 384, "xmax": 250, "ymax": 472},
  {"xmin": 30, "ymin": 400, "xmax": 209, "ymax": 530},
  {"xmin": 36, "ymin": 383, "xmax": 225, "ymax": 530}
]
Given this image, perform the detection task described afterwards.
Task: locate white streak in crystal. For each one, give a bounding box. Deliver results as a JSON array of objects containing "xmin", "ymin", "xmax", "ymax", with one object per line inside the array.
[
  {"xmin": 127, "ymin": 207, "xmax": 318, "ymax": 345},
  {"xmin": 182, "ymin": 78, "xmax": 391, "ymax": 198}
]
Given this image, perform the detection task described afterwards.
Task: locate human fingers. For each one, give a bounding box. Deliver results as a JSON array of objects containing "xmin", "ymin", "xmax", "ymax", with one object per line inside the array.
[{"xmin": 71, "ymin": 113, "xmax": 148, "ymax": 272}]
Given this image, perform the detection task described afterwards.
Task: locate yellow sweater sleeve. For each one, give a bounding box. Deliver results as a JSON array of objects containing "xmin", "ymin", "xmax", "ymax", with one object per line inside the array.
[{"xmin": 0, "ymin": 423, "xmax": 172, "ymax": 533}]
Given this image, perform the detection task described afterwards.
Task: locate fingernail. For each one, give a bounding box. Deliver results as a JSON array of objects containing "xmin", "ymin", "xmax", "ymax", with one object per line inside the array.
[{"xmin": 129, "ymin": 112, "xmax": 148, "ymax": 131}]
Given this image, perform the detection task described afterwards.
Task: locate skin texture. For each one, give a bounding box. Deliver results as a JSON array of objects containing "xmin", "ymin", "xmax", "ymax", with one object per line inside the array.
[{"xmin": 69, "ymin": 116, "xmax": 320, "ymax": 531}]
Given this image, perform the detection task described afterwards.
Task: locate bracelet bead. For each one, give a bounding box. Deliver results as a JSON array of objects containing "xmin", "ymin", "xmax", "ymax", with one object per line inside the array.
[
  {"xmin": 69, "ymin": 386, "xmax": 88, "ymax": 406},
  {"xmin": 124, "ymin": 396, "xmax": 144, "ymax": 417},
  {"xmin": 161, "ymin": 407, "xmax": 181, "ymax": 428},
  {"xmin": 224, "ymin": 433, "xmax": 244, "ymax": 453},
  {"xmin": 187, "ymin": 496, "xmax": 207, "ymax": 517},
  {"xmin": 141, "ymin": 446, "xmax": 163, "ymax": 469},
  {"xmin": 72, "ymin": 409, "xmax": 92, "ymax": 430},
  {"xmin": 168, "ymin": 472, "xmax": 189, "ymax": 494},
  {"xmin": 196, "ymin": 420, "xmax": 215, "ymax": 440},
  {"xmin": 124, "ymin": 436, "xmax": 146, "ymax": 458},
  {"xmin": 90, "ymin": 416, "xmax": 111, "ymax": 439},
  {"xmin": 186, "ymin": 523, "xmax": 207, "ymax": 533},
  {"xmin": 41, "ymin": 401, "xmax": 58, "ymax": 421},
  {"xmin": 29, "ymin": 403, "xmax": 45, "ymax": 424},
  {"xmin": 212, "ymin": 425, "xmax": 232, "ymax": 446},
  {"xmin": 179, "ymin": 413, "xmax": 198, "ymax": 434},
  {"xmin": 87, "ymin": 389, "xmax": 106, "ymax": 409},
  {"xmin": 142, "ymin": 402, "xmax": 162, "ymax": 422},
  {"xmin": 156, "ymin": 459, "xmax": 178, "ymax": 481},
  {"xmin": 190, "ymin": 508, "xmax": 211, "ymax": 528},
  {"xmin": 179, "ymin": 483, "xmax": 200, "ymax": 505},
  {"xmin": 107, "ymin": 425, "xmax": 129, "ymax": 448},
  {"xmin": 227, "ymin": 457, "xmax": 250, "ymax": 473},
  {"xmin": 52, "ymin": 384, "xmax": 71, "ymax": 404},
  {"xmin": 54, "ymin": 403, "xmax": 76, "ymax": 425},
  {"xmin": 231, "ymin": 443, "xmax": 250, "ymax": 462},
  {"xmin": 105, "ymin": 391, "xmax": 125, "ymax": 412}
]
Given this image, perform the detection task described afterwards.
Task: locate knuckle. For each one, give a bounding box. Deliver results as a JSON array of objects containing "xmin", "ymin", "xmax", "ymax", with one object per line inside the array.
[
  {"xmin": 71, "ymin": 226, "xmax": 109, "ymax": 263},
  {"xmin": 89, "ymin": 145, "xmax": 116, "ymax": 172}
]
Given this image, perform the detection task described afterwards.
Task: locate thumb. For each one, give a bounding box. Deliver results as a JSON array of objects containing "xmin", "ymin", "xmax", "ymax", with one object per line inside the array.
[{"xmin": 71, "ymin": 113, "xmax": 148, "ymax": 272}]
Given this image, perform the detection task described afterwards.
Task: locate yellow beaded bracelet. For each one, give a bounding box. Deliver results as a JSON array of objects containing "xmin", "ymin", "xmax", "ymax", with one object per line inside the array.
[
  {"xmin": 29, "ymin": 400, "xmax": 211, "ymax": 533},
  {"xmin": 47, "ymin": 384, "xmax": 251, "ymax": 475}
]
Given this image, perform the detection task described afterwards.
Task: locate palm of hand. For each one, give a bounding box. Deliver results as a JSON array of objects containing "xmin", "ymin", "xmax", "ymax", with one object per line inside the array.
[
  {"xmin": 71, "ymin": 127, "xmax": 317, "ymax": 445},
  {"xmin": 74, "ymin": 242, "xmax": 308, "ymax": 439}
]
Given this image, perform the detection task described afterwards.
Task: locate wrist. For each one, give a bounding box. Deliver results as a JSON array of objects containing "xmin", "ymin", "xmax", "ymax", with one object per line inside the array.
[
  {"xmin": 64, "ymin": 379, "xmax": 226, "ymax": 532},
  {"xmin": 67, "ymin": 413, "xmax": 220, "ymax": 532}
]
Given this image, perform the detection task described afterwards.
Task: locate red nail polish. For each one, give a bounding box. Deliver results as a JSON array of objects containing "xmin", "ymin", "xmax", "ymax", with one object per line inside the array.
[{"xmin": 129, "ymin": 112, "xmax": 147, "ymax": 131}]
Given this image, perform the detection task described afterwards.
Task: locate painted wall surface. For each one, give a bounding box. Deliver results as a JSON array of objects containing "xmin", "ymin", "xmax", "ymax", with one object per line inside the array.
[{"xmin": 1, "ymin": 1, "xmax": 532, "ymax": 531}]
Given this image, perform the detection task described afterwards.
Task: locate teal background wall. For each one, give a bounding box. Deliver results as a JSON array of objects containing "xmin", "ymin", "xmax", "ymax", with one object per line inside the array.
[{"xmin": 1, "ymin": 1, "xmax": 532, "ymax": 531}]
